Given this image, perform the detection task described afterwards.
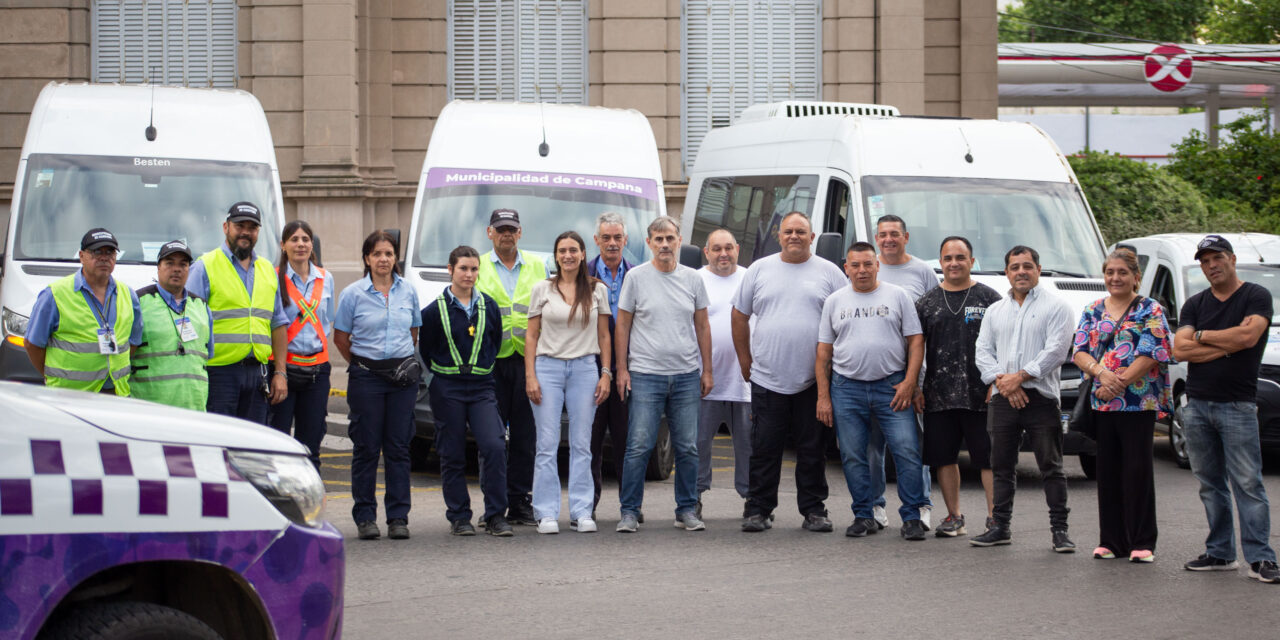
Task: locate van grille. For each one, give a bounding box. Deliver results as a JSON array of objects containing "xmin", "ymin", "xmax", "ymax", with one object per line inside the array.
[
  {"xmin": 1054, "ymin": 281, "xmax": 1106, "ymax": 292},
  {"xmin": 737, "ymin": 101, "xmax": 900, "ymax": 123},
  {"xmin": 21, "ymin": 265, "xmax": 78, "ymax": 277}
]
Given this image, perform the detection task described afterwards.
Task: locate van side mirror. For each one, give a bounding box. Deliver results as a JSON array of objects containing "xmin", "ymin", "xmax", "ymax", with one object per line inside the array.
[
  {"xmin": 815, "ymin": 233, "xmax": 844, "ymax": 267},
  {"xmin": 679, "ymin": 244, "xmax": 702, "ymax": 269}
]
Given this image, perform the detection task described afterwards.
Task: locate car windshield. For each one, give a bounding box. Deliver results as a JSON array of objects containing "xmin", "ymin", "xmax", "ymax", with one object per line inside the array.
[
  {"xmin": 1186, "ymin": 264, "xmax": 1280, "ymax": 324},
  {"xmin": 13, "ymin": 153, "xmax": 281, "ymax": 263},
  {"xmin": 860, "ymin": 176, "xmax": 1106, "ymax": 277},
  {"xmin": 412, "ymin": 167, "xmax": 659, "ymax": 267}
]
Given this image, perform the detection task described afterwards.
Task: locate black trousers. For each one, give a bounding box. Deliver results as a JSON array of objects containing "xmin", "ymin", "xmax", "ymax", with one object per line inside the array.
[
  {"xmin": 988, "ymin": 390, "xmax": 1069, "ymax": 530},
  {"xmin": 493, "ymin": 354, "xmax": 536, "ymax": 507},
  {"xmin": 430, "ymin": 375, "xmax": 508, "ymax": 523},
  {"xmin": 591, "ymin": 376, "xmax": 628, "ymax": 509},
  {"xmin": 744, "ymin": 382, "xmax": 829, "ymax": 518},
  {"xmin": 1095, "ymin": 410, "xmax": 1158, "ymax": 554}
]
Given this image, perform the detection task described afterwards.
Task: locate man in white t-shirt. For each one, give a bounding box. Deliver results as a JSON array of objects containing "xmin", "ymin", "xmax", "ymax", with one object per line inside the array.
[
  {"xmin": 869, "ymin": 213, "xmax": 938, "ymax": 530},
  {"xmin": 696, "ymin": 229, "xmax": 751, "ymax": 513}
]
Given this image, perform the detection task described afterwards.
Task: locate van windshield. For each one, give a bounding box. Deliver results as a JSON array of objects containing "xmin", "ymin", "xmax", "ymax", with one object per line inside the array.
[
  {"xmin": 861, "ymin": 176, "xmax": 1105, "ymax": 277},
  {"xmin": 13, "ymin": 153, "xmax": 280, "ymax": 263},
  {"xmin": 1187, "ymin": 264, "xmax": 1280, "ymax": 324},
  {"xmin": 412, "ymin": 168, "xmax": 660, "ymax": 267}
]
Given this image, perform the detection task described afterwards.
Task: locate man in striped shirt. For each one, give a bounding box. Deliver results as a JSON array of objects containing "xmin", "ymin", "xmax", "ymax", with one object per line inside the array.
[{"xmin": 972, "ymin": 245, "xmax": 1077, "ymax": 552}]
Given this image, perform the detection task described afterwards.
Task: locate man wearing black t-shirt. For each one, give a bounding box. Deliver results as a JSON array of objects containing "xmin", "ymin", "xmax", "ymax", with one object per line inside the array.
[
  {"xmin": 1172, "ymin": 234, "xmax": 1279, "ymax": 583},
  {"xmin": 915, "ymin": 236, "xmax": 1001, "ymax": 538}
]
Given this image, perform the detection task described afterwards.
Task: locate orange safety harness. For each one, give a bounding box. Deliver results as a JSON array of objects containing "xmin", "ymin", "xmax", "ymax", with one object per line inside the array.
[{"xmin": 283, "ymin": 267, "xmax": 329, "ymax": 366}]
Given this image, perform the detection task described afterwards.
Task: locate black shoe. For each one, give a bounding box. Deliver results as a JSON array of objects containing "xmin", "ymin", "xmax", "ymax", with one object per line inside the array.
[
  {"xmin": 450, "ymin": 520, "xmax": 476, "ymax": 536},
  {"xmin": 1249, "ymin": 560, "xmax": 1280, "ymax": 583},
  {"xmin": 695, "ymin": 499, "xmax": 703, "ymax": 520},
  {"xmin": 638, "ymin": 509, "xmax": 645, "ymax": 524},
  {"xmin": 741, "ymin": 513, "xmax": 772, "ymax": 532},
  {"xmin": 901, "ymin": 519, "xmax": 927, "ymax": 541},
  {"xmin": 1185, "ymin": 553, "xmax": 1238, "ymax": 571},
  {"xmin": 387, "ymin": 518, "xmax": 410, "ymax": 540},
  {"xmin": 802, "ymin": 512, "xmax": 833, "ymax": 533},
  {"xmin": 486, "ymin": 514, "xmax": 514, "ymax": 536},
  {"xmin": 970, "ymin": 524, "xmax": 1011, "ymax": 547},
  {"xmin": 507, "ymin": 503, "xmax": 537, "ymax": 526},
  {"xmin": 845, "ymin": 517, "xmax": 878, "ymax": 537},
  {"xmin": 356, "ymin": 521, "xmax": 380, "ymax": 540},
  {"xmin": 1051, "ymin": 529, "xmax": 1076, "ymax": 553}
]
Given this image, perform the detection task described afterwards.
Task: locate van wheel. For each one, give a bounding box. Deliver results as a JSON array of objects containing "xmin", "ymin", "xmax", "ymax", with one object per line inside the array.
[
  {"xmin": 1078, "ymin": 454, "xmax": 1097, "ymax": 480},
  {"xmin": 40, "ymin": 601, "xmax": 221, "ymax": 640},
  {"xmin": 645, "ymin": 423, "xmax": 674, "ymax": 481},
  {"xmin": 1170, "ymin": 392, "xmax": 1191, "ymax": 469}
]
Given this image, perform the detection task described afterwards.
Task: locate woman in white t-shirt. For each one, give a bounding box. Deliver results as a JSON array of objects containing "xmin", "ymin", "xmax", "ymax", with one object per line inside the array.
[{"xmin": 525, "ymin": 231, "xmax": 613, "ymax": 534}]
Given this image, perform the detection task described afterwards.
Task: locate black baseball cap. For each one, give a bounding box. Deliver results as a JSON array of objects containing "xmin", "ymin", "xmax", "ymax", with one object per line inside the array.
[
  {"xmin": 80, "ymin": 228, "xmax": 119, "ymax": 252},
  {"xmin": 1194, "ymin": 234, "xmax": 1234, "ymax": 260},
  {"xmin": 489, "ymin": 209, "xmax": 521, "ymax": 229},
  {"xmin": 226, "ymin": 201, "xmax": 262, "ymax": 225},
  {"xmin": 157, "ymin": 239, "xmax": 193, "ymax": 262}
]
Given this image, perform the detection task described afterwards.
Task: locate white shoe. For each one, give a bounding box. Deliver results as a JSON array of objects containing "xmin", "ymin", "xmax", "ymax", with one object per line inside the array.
[
  {"xmin": 571, "ymin": 517, "xmax": 597, "ymax": 533},
  {"xmin": 873, "ymin": 505, "xmax": 889, "ymax": 529},
  {"xmin": 536, "ymin": 518, "xmax": 559, "ymax": 534},
  {"xmin": 920, "ymin": 506, "xmax": 932, "ymax": 531}
]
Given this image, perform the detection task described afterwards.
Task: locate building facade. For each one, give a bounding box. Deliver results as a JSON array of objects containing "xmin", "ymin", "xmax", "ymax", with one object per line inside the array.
[{"xmin": 0, "ymin": 0, "xmax": 996, "ymax": 286}]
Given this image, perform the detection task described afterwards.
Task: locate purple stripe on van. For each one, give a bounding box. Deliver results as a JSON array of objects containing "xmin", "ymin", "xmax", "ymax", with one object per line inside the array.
[
  {"xmin": 30, "ymin": 440, "xmax": 64, "ymax": 474},
  {"xmin": 71, "ymin": 479, "xmax": 103, "ymax": 515},
  {"xmin": 138, "ymin": 480, "xmax": 167, "ymax": 515},
  {"xmin": 99, "ymin": 442, "xmax": 133, "ymax": 476},
  {"xmin": 425, "ymin": 167, "xmax": 660, "ymax": 201},
  {"xmin": 0, "ymin": 479, "xmax": 33, "ymax": 515},
  {"xmin": 202, "ymin": 483, "xmax": 228, "ymax": 518},
  {"xmin": 163, "ymin": 445, "xmax": 195, "ymax": 477}
]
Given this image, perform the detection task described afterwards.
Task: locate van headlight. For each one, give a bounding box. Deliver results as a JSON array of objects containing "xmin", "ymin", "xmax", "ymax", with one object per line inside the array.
[
  {"xmin": 227, "ymin": 450, "xmax": 326, "ymax": 528},
  {"xmin": 2, "ymin": 307, "xmax": 28, "ymax": 337}
]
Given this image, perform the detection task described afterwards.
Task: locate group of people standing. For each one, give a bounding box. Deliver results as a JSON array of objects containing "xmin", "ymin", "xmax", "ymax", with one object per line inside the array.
[{"xmin": 25, "ymin": 203, "xmax": 1279, "ymax": 583}]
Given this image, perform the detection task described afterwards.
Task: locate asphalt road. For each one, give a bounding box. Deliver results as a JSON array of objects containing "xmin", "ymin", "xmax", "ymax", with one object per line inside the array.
[{"xmin": 317, "ymin": 432, "xmax": 1280, "ymax": 639}]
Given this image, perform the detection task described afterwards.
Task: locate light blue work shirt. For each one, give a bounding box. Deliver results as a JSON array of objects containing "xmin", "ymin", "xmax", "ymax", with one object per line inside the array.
[
  {"xmin": 443, "ymin": 286, "xmax": 479, "ymax": 319},
  {"xmin": 27, "ymin": 270, "xmax": 145, "ymax": 390},
  {"xmin": 185, "ymin": 243, "xmax": 290, "ymax": 329},
  {"xmin": 152, "ymin": 285, "xmax": 216, "ymax": 360},
  {"xmin": 491, "ymin": 251, "xmax": 548, "ymax": 299},
  {"xmin": 334, "ymin": 274, "xmax": 422, "ymax": 360},
  {"xmin": 280, "ymin": 263, "xmax": 336, "ymax": 357},
  {"xmin": 591, "ymin": 255, "xmax": 630, "ymax": 319}
]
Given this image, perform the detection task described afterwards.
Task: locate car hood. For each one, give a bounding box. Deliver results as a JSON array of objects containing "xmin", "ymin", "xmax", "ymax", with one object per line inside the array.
[{"xmin": 0, "ymin": 382, "xmax": 307, "ymax": 455}]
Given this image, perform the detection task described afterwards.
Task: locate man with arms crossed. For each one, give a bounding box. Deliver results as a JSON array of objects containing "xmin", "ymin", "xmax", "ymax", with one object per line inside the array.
[
  {"xmin": 696, "ymin": 229, "xmax": 752, "ymax": 514},
  {"xmin": 972, "ymin": 245, "xmax": 1076, "ymax": 552},
  {"xmin": 614, "ymin": 216, "xmax": 713, "ymax": 533},
  {"xmin": 915, "ymin": 236, "xmax": 999, "ymax": 537},
  {"xmin": 734, "ymin": 212, "xmax": 848, "ymax": 533},
  {"xmin": 1172, "ymin": 234, "xmax": 1279, "ymax": 582}
]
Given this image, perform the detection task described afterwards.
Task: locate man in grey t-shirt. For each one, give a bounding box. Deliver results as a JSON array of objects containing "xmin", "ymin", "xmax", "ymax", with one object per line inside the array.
[
  {"xmin": 614, "ymin": 216, "xmax": 712, "ymax": 533},
  {"xmin": 817, "ymin": 241, "xmax": 927, "ymax": 540},
  {"xmin": 733, "ymin": 212, "xmax": 848, "ymax": 533}
]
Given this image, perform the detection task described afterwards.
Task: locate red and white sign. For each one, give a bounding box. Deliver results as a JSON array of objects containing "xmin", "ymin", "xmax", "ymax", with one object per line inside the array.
[{"xmin": 1144, "ymin": 44, "xmax": 1194, "ymax": 92}]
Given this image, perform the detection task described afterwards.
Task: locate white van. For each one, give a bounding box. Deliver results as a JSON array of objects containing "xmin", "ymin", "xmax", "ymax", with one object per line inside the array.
[
  {"xmin": 1120, "ymin": 232, "xmax": 1280, "ymax": 468},
  {"xmin": 682, "ymin": 100, "xmax": 1109, "ymax": 475},
  {"xmin": 0, "ymin": 82, "xmax": 286, "ymax": 383},
  {"xmin": 405, "ymin": 100, "xmax": 669, "ymax": 476}
]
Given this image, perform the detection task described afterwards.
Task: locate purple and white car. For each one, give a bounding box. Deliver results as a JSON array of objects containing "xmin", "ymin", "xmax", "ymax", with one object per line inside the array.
[{"xmin": 0, "ymin": 381, "xmax": 343, "ymax": 639}]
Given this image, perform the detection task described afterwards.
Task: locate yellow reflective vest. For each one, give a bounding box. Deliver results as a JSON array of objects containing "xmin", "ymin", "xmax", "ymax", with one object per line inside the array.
[
  {"xmin": 45, "ymin": 275, "xmax": 134, "ymax": 395},
  {"xmin": 475, "ymin": 250, "xmax": 546, "ymax": 358},
  {"xmin": 200, "ymin": 249, "xmax": 277, "ymax": 365}
]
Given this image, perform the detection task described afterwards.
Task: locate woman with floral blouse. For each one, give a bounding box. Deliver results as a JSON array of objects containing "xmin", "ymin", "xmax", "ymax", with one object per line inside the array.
[{"xmin": 1072, "ymin": 247, "xmax": 1174, "ymax": 564}]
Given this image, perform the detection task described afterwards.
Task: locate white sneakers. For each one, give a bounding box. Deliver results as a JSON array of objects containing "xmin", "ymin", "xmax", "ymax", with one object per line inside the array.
[
  {"xmin": 536, "ymin": 518, "xmax": 560, "ymax": 534},
  {"xmin": 873, "ymin": 505, "xmax": 889, "ymax": 529},
  {"xmin": 570, "ymin": 517, "xmax": 598, "ymax": 533},
  {"xmin": 920, "ymin": 505, "xmax": 932, "ymax": 531}
]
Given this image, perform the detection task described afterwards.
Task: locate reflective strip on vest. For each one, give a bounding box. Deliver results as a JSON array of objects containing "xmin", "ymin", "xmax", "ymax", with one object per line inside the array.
[
  {"xmin": 134, "ymin": 349, "xmax": 209, "ymax": 361},
  {"xmin": 430, "ymin": 293, "xmax": 491, "ymax": 376},
  {"xmin": 211, "ymin": 308, "xmax": 274, "ymax": 320},
  {"xmin": 475, "ymin": 250, "xmax": 545, "ymax": 359},
  {"xmin": 44, "ymin": 275, "xmax": 133, "ymax": 395},
  {"xmin": 131, "ymin": 292, "xmax": 210, "ymax": 412},
  {"xmin": 215, "ymin": 333, "xmax": 274, "ymax": 345},
  {"xmin": 202, "ymin": 249, "xmax": 277, "ymax": 366},
  {"xmin": 132, "ymin": 372, "xmax": 209, "ymax": 383}
]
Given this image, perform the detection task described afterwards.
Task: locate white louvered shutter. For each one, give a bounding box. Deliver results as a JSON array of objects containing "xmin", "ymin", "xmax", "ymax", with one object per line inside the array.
[
  {"xmin": 683, "ymin": 0, "xmax": 821, "ymax": 176},
  {"xmin": 517, "ymin": 0, "xmax": 586, "ymax": 104},
  {"xmin": 92, "ymin": 0, "xmax": 237, "ymax": 87},
  {"xmin": 450, "ymin": 0, "xmax": 586, "ymax": 104},
  {"xmin": 450, "ymin": 0, "xmax": 517, "ymax": 101}
]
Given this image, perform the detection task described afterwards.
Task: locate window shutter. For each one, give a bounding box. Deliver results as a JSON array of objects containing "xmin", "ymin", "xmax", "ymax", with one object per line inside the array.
[
  {"xmin": 91, "ymin": 0, "xmax": 237, "ymax": 87},
  {"xmin": 450, "ymin": 0, "xmax": 586, "ymax": 104},
  {"xmin": 683, "ymin": 0, "xmax": 821, "ymax": 176},
  {"xmin": 517, "ymin": 0, "xmax": 586, "ymax": 104},
  {"xmin": 450, "ymin": 0, "xmax": 517, "ymax": 101}
]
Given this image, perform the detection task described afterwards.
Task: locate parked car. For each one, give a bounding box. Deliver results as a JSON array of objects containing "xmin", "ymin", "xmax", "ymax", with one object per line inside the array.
[
  {"xmin": 1119, "ymin": 232, "xmax": 1280, "ymax": 468},
  {"xmin": 0, "ymin": 382, "xmax": 343, "ymax": 640}
]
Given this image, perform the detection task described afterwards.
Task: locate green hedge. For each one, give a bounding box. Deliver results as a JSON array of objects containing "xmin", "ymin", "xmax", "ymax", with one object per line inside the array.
[{"xmin": 1068, "ymin": 151, "xmax": 1216, "ymax": 245}]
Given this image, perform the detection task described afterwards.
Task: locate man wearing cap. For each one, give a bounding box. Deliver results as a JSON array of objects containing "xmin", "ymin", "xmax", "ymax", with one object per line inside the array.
[
  {"xmin": 1172, "ymin": 234, "xmax": 1280, "ymax": 583},
  {"xmin": 131, "ymin": 240, "xmax": 214, "ymax": 411},
  {"xmin": 186, "ymin": 202, "xmax": 291, "ymax": 424},
  {"xmin": 25, "ymin": 228, "xmax": 143, "ymax": 395},
  {"xmin": 475, "ymin": 208, "xmax": 548, "ymax": 525}
]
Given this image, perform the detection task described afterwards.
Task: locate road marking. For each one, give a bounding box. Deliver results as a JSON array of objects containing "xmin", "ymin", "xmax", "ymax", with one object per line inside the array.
[{"xmin": 320, "ymin": 452, "xmax": 352, "ymax": 459}]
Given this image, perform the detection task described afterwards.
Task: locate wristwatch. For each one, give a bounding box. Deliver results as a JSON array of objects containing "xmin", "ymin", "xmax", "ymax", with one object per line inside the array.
[
  {"xmin": 273, "ymin": 370, "xmax": 287, "ymax": 378},
  {"xmin": 600, "ymin": 367, "xmax": 613, "ymax": 378},
  {"xmin": 1194, "ymin": 330, "xmax": 1204, "ymax": 343}
]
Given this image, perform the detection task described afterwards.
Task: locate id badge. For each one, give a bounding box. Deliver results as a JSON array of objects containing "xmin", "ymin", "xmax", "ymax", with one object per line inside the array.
[
  {"xmin": 176, "ymin": 317, "xmax": 198, "ymax": 343},
  {"xmin": 97, "ymin": 328, "xmax": 117, "ymax": 355}
]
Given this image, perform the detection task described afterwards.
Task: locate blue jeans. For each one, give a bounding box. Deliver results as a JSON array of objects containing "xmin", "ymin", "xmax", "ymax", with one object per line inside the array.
[
  {"xmin": 347, "ymin": 366, "xmax": 416, "ymax": 524},
  {"xmin": 831, "ymin": 371, "xmax": 927, "ymax": 522},
  {"xmin": 619, "ymin": 371, "xmax": 700, "ymax": 517},
  {"xmin": 1184, "ymin": 399, "xmax": 1276, "ymax": 564},
  {"xmin": 868, "ymin": 417, "xmax": 932, "ymax": 511},
  {"xmin": 530, "ymin": 355, "xmax": 598, "ymax": 521},
  {"xmin": 206, "ymin": 359, "xmax": 269, "ymax": 425}
]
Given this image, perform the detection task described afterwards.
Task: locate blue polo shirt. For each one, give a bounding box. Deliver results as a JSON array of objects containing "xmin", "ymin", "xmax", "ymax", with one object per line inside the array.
[{"xmin": 334, "ymin": 274, "xmax": 421, "ymax": 360}]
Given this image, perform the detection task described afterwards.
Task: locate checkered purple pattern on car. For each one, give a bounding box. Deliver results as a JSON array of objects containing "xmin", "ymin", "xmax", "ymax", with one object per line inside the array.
[{"xmin": 0, "ymin": 439, "xmax": 248, "ymax": 518}]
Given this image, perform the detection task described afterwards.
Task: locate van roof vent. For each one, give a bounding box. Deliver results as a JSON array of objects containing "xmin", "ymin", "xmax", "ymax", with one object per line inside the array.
[{"xmin": 737, "ymin": 101, "xmax": 900, "ymax": 123}]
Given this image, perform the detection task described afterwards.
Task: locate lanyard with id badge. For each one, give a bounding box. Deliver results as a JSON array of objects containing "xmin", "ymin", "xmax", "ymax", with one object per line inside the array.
[
  {"xmin": 90, "ymin": 293, "xmax": 119, "ymax": 355},
  {"xmin": 167, "ymin": 303, "xmax": 200, "ymax": 355}
]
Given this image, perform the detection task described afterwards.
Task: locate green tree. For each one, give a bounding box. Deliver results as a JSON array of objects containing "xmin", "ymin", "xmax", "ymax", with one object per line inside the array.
[
  {"xmin": 1069, "ymin": 151, "xmax": 1220, "ymax": 244},
  {"xmin": 1166, "ymin": 111, "xmax": 1280, "ymax": 231},
  {"xmin": 1202, "ymin": 0, "xmax": 1280, "ymax": 43},
  {"xmin": 999, "ymin": 0, "xmax": 1213, "ymax": 43}
]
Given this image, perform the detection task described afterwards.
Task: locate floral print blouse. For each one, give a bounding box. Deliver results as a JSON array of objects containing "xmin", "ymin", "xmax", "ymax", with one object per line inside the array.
[{"xmin": 1072, "ymin": 296, "xmax": 1175, "ymax": 418}]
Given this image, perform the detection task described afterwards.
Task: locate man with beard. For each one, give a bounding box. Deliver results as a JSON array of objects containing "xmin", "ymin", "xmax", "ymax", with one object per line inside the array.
[{"xmin": 187, "ymin": 202, "xmax": 290, "ymax": 423}]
